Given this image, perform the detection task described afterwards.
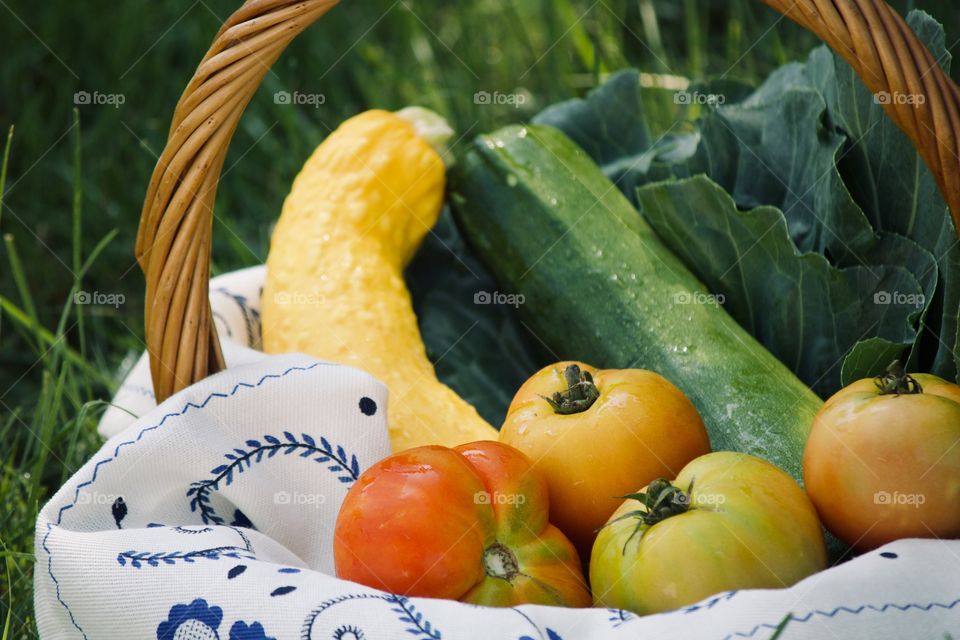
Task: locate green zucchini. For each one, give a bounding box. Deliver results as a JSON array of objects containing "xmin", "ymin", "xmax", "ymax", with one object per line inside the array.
[{"xmin": 450, "ymin": 124, "xmax": 822, "ymax": 482}]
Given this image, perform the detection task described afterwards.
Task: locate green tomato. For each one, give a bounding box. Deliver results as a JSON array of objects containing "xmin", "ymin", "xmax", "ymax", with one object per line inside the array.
[{"xmin": 590, "ymin": 451, "xmax": 827, "ymax": 615}]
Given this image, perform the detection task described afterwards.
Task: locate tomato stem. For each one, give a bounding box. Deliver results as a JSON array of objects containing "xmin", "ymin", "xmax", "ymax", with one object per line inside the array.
[
  {"xmin": 604, "ymin": 478, "xmax": 695, "ymax": 554},
  {"xmin": 542, "ymin": 364, "xmax": 600, "ymax": 415},
  {"xmin": 482, "ymin": 542, "xmax": 520, "ymax": 582},
  {"xmin": 874, "ymin": 360, "xmax": 923, "ymax": 395}
]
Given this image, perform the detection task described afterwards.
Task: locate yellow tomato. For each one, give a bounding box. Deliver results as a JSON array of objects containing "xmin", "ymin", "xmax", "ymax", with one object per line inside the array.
[
  {"xmin": 591, "ymin": 452, "xmax": 827, "ymax": 615},
  {"xmin": 803, "ymin": 362, "xmax": 960, "ymax": 550},
  {"xmin": 499, "ymin": 361, "xmax": 710, "ymax": 554}
]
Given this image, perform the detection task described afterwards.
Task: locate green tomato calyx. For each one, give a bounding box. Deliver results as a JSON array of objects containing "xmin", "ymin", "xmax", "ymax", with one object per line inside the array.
[
  {"xmin": 605, "ymin": 478, "xmax": 695, "ymax": 554},
  {"xmin": 542, "ymin": 364, "xmax": 600, "ymax": 415},
  {"xmin": 874, "ymin": 360, "xmax": 923, "ymax": 396},
  {"xmin": 483, "ymin": 542, "xmax": 520, "ymax": 582}
]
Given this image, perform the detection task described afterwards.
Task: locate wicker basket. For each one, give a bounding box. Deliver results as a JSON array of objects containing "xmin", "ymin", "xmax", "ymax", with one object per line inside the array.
[{"xmin": 135, "ymin": 0, "xmax": 960, "ymax": 403}]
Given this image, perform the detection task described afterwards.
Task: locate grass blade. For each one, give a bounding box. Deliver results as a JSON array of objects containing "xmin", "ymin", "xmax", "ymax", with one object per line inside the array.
[
  {"xmin": 71, "ymin": 109, "xmax": 90, "ymax": 398},
  {"xmin": 2, "ymin": 234, "xmax": 40, "ymax": 355},
  {"xmin": 769, "ymin": 613, "xmax": 792, "ymax": 639}
]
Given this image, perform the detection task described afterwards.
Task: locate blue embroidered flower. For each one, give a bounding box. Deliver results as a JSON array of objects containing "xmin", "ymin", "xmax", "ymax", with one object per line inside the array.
[
  {"xmin": 157, "ymin": 598, "xmax": 223, "ymax": 640},
  {"xmin": 156, "ymin": 599, "xmax": 276, "ymax": 640},
  {"xmin": 229, "ymin": 620, "xmax": 276, "ymax": 640}
]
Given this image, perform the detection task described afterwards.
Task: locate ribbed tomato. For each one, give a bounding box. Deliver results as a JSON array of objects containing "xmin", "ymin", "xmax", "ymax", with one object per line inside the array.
[{"xmin": 333, "ymin": 441, "xmax": 590, "ymax": 607}]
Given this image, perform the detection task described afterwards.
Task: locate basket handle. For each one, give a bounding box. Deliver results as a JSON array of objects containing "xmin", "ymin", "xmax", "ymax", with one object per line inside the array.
[
  {"xmin": 138, "ymin": 0, "xmax": 960, "ymax": 403},
  {"xmin": 136, "ymin": 0, "xmax": 340, "ymax": 401},
  {"xmin": 762, "ymin": 0, "xmax": 960, "ymax": 230}
]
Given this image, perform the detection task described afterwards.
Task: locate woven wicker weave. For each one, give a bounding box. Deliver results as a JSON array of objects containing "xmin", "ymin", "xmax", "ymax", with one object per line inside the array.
[{"xmin": 137, "ymin": 0, "xmax": 960, "ymax": 402}]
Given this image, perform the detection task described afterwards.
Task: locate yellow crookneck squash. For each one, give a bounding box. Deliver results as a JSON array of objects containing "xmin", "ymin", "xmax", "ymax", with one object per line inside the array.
[{"xmin": 262, "ymin": 107, "xmax": 497, "ymax": 451}]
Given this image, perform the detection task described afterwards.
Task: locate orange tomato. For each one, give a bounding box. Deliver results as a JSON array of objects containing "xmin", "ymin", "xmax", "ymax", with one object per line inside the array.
[
  {"xmin": 333, "ymin": 441, "xmax": 590, "ymax": 607},
  {"xmin": 499, "ymin": 361, "xmax": 711, "ymax": 554},
  {"xmin": 803, "ymin": 362, "xmax": 960, "ymax": 550}
]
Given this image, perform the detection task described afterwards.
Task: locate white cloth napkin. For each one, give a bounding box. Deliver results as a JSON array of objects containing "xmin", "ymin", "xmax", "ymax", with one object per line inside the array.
[{"xmin": 36, "ymin": 266, "xmax": 960, "ymax": 639}]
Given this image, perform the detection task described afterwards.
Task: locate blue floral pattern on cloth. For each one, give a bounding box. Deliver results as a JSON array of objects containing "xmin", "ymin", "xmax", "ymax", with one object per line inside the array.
[
  {"xmin": 211, "ymin": 288, "xmax": 262, "ymax": 348},
  {"xmin": 157, "ymin": 598, "xmax": 276, "ymax": 640},
  {"xmin": 302, "ymin": 593, "xmax": 444, "ymax": 639},
  {"xmin": 301, "ymin": 592, "xmax": 572, "ymax": 640},
  {"xmin": 118, "ymin": 527, "xmax": 256, "ymax": 569},
  {"xmin": 117, "ymin": 545, "xmax": 255, "ymax": 568},
  {"xmin": 157, "ymin": 599, "xmax": 223, "ymax": 640},
  {"xmin": 228, "ymin": 620, "xmax": 275, "ymax": 640},
  {"xmin": 187, "ymin": 432, "xmax": 360, "ymax": 525},
  {"xmin": 388, "ymin": 595, "xmax": 442, "ymax": 639}
]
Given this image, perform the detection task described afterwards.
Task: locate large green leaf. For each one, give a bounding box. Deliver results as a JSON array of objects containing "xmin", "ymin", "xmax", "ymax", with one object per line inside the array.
[
  {"xmin": 636, "ymin": 175, "xmax": 922, "ymax": 396},
  {"xmin": 805, "ymin": 11, "xmax": 960, "ymax": 381},
  {"xmin": 689, "ymin": 82, "xmax": 875, "ymax": 261},
  {"xmin": 686, "ymin": 57, "xmax": 941, "ymax": 382}
]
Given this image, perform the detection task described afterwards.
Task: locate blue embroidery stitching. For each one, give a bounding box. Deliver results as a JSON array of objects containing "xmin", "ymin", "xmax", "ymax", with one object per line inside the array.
[
  {"xmin": 387, "ymin": 594, "xmax": 442, "ymax": 639},
  {"xmin": 511, "ymin": 607, "xmax": 553, "ymax": 639},
  {"xmin": 332, "ymin": 625, "xmax": 365, "ymax": 640},
  {"xmin": 681, "ymin": 590, "xmax": 739, "ymax": 614},
  {"xmin": 723, "ymin": 597, "xmax": 960, "ymax": 639},
  {"xmin": 213, "ymin": 287, "xmax": 261, "ymax": 347},
  {"xmin": 302, "ymin": 594, "xmax": 386, "ymax": 640},
  {"xmin": 187, "ymin": 431, "xmax": 361, "ymax": 524},
  {"xmin": 117, "ymin": 545, "xmax": 255, "ymax": 568},
  {"xmin": 213, "ymin": 310, "xmax": 233, "ymax": 338},
  {"xmin": 607, "ymin": 608, "xmax": 635, "ymax": 627},
  {"xmin": 301, "ymin": 593, "xmax": 444, "ymax": 640},
  {"xmin": 42, "ymin": 361, "xmax": 323, "ymax": 638},
  {"xmin": 174, "ymin": 526, "xmax": 213, "ymax": 534}
]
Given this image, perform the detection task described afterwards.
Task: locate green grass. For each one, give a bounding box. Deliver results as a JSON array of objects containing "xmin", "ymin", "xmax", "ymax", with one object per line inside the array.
[{"xmin": 0, "ymin": 0, "xmax": 957, "ymax": 636}]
